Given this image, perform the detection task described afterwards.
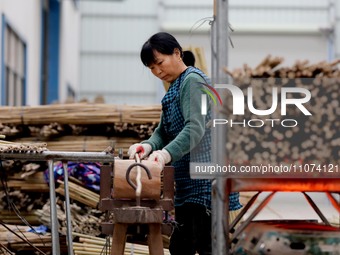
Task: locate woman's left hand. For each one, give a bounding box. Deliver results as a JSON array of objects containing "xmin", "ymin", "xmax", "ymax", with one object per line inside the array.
[{"xmin": 147, "ymin": 149, "xmax": 171, "ymax": 170}]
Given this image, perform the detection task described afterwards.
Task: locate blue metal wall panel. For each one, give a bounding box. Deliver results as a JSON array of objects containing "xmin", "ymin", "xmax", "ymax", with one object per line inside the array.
[
  {"xmin": 1, "ymin": 15, "xmax": 5, "ymax": 106},
  {"xmin": 47, "ymin": 0, "xmax": 60, "ymax": 104}
]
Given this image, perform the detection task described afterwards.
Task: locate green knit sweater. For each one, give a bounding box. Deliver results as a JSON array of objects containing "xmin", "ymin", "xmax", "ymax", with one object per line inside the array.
[{"xmin": 143, "ymin": 73, "xmax": 206, "ymax": 162}]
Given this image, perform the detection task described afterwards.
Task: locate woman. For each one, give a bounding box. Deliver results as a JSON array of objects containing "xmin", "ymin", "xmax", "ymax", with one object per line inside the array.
[{"xmin": 128, "ymin": 32, "xmax": 242, "ymax": 255}]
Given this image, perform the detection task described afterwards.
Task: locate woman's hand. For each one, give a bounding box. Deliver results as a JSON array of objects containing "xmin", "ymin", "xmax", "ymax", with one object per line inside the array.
[
  {"xmin": 147, "ymin": 149, "xmax": 171, "ymax": 170},
  {"xmin": 128, "ymin": 143, "xmax": 152, "ymax": 159}
]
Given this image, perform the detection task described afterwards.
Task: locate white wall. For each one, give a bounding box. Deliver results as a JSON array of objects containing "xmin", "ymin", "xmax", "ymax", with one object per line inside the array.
[
  {"xmin": 168, "ymin": 0, "xmax": 332, "ymax": 75},
  {"xmin": 79, "ymin": 0, "xmax": 160, "ymax": 104},
  {"xmin": 59, "ymin": 0, "xmax": 80, "ymax": 103},
  {"xmin": 0, "ymin": 0, "xmax": 41, "ymax": 105},
  {"xmin": 78, "ymin": 0, "xmax": 338, "ymax": 105},
  {"xmin": 335, "ymin": 0, "xmax": 340, "ymax": 59}
]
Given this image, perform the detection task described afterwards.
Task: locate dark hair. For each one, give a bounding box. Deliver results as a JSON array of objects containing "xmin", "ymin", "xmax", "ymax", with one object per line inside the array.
[
  {"xmin": 140, "ymin": 32, "xmax": 183, "ymax": 67},
  {"xmin": 183, "ymin": 50, "xmax": 195, "ymax": 66}
]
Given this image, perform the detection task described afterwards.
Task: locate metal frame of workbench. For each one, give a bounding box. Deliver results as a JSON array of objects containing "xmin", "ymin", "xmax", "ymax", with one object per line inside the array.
[{"xmin": 0, "ymin": 151, "xmax": 116, "ymax": 255}]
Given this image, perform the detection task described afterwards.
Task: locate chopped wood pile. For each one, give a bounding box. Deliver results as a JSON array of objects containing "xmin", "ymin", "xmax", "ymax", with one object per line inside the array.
[
  {"xmin": 223, "ymin": 55, "xmax": 340, "ymax": 166},
  {"xmin": 0, "ymin": 103, "xmax": 161, "ymax": 125}
]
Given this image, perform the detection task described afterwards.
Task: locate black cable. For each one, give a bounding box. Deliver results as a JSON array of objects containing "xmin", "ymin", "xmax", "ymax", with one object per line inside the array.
[
  {"xmin": 0, "ymin": 161, "xmax": 47, "ymax": 253},
  {"xmin": 0, "ymin": 219, "xmax": 47, "ymax": 255}
]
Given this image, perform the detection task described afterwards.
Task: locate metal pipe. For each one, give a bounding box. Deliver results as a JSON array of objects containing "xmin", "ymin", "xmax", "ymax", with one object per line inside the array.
[
  {"xmin": 48, "ymin": 159, "xmax": 60, "ymax": 255},
  {"xmin": 0, "ymin": 151, "xmax": 116, "ymax": 162},
  {"xmin": 63, "ymin": 162, "xmax": 74, "ymax": 255},
  {"xmin": 302, "ymin": 192, "xmax": 331, "ymax": 226},
  {"xmin": 211, "ymin": 0, "xmax": 230, "ymax": 254}
]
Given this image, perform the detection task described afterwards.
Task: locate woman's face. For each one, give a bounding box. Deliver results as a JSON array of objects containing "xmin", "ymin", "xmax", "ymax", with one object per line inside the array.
[{"xmin": 148, "ymin": 49, "xmax": 182, "ymax": 83}]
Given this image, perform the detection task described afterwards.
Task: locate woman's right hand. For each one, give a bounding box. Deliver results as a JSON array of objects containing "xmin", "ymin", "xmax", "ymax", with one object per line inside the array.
[{"xmin": 127, "ymin": 143, "xmax": 152, "ymax": 159}]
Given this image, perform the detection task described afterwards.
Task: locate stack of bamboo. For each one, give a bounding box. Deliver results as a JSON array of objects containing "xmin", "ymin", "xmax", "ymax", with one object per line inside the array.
[
  {"xmin": 56, "ymin": 179, "xmax": 99, "ymax": 208},
  {"xmin": 0, "ymin": 139, "xmax": 47, "ymax": 153},
  {"xmin": 15, "ymin": 136, "xmax": 140, "ymax": 156},
  {"xmin": 0, "ymin": 103, "xmax": 162, "ymax": 249},
  {"xmin": 0, "ymin": 104, "xmax": 161, "ymax": 125},
  {"xmin": 0, "ymin": 103, "xmax": 161, "ymax": 155},
  {"xmin": 223, "ymin": 55, "xmax": 340, "ymax": 166},
  {"xmin": 35, "ymin": 197, "xmax": 105, "ymax": 237},
  {"xmin": 72, "ymin": 232, "xmax": 170, "ymax": 255},
  {"xmin": 0, "ymin": 224, "xmax": 67, "ymax": 254}
]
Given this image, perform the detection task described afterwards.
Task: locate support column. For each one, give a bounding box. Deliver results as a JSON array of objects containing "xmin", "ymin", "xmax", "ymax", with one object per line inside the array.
[{"xmin": 211, "ymin": 0, "xmax": 230, "ymax": 254}]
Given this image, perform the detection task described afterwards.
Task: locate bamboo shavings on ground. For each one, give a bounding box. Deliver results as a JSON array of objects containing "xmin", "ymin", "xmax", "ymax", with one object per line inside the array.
[{"xmin": 72, "ymin": 232, "xmax": 170, "ymax": 255}]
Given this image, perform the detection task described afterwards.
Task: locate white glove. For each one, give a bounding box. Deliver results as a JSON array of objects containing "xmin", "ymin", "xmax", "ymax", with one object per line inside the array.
[
  {"xmin": 147, "ymin": 149, "xmax": 171, "ymax": 170},
  {"xmin": 128, "ymin": 143, "xmax": 152, "ymax": 159}
]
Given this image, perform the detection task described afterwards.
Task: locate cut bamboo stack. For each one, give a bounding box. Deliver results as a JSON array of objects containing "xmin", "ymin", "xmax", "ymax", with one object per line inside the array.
[
  {"xmin": 56, "ymin": 180, "xmax": 99, "ymax": 208},
  {"xmin": 0, "ymin": 224, "xmax": 67, "ymax": 253},
  {"xmin": 223, "ymin": 55, "xmax": 340, "ymax": 166},
  {"xmin": 0, "ymin": 139, "xmax": 47, "ymax": 153},
  {"xmin": 72, "ymin": 232, "xmax": 171, "ymax": 255},
  {"xmin": 16, "ymin": 136, "xmax": 141, "ymax": 155},
  {"xmin": 0, "ymin": 103, "xmax": 161, "ymax": 125}
]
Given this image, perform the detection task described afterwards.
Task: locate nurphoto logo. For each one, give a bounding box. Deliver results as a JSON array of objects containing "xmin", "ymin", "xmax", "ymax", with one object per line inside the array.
[
  {"xmin": 199, "ymin": 82, "xmax": 223, "ymax": 115},
  {"xmin": 201, "ymin": 83, "xmax": 312, "ymax": 128}
]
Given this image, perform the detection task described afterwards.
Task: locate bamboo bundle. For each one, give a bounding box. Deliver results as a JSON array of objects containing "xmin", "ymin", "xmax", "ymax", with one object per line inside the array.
[
  {"xmin": 223, "ymin": 55, "xmax": 340, "ymax": 167},
  {"xmin": 72, "ymin": 232, "xmax": 171, "ymax": 255},
  {"xmin": 2, "ymin": 169, "xmax": 49, "ymax": 193},
  {"xmin": 6, "ymin": 235, "xmax": 67, "ymax": 253},
  {"xmin": 56, "ymin": 180, "xmax": 99, "ymax": 208},
  {"xmin": 0, "ymin": 124, "xmax": 20, "ymax": 137},
  {"xmin": 35, "ymin": 199, "xmax": 105, "ymax": 236},
  {"xmin": 0, "ymin": 224, "xmax": 68, "ymax": 254},
  {"xmin": 0, "ymin": 229, "xmax": 50, "ymax": 244},
  {"xmin": 0, "ymin": 139, "xmax": 47, "ymax": 153},
  {"xmin": 4, "ymin": 121, "xmax": 157, "ymax": 140},
  {"xmin": 16, "ymin": 136, "xmax": 141, "ymax": 156},
  {"xmin": 0, "ymin": 211, "xmax": 41, "ymax": 225},
  {"xmin": 4, "ymin": 181, "xmax": 49, "ymax": 192},
  {"xmin": 0, "ymin": 188, "xmax": 48, "ymax": 213},
  {"xmin": 0, "ymin": 103, "xmax": 161, "ymax": 125}
]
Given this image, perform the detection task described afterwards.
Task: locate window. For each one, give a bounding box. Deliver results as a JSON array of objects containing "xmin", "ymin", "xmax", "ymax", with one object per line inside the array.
[{"xmin": 3, "ymin": 22, "xmax": 26, "ymax": 106}]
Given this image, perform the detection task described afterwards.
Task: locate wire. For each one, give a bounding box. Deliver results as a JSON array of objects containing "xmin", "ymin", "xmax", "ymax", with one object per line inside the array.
[
  {"xmin": 0, "ymin": 161, "xmax": 47, "ymax": 254},
  {"xmin": 189, "ymin": 16, "xmax": 214, "ymax": 35},
  {"xmin": 0, "ymin": 241, "xmax": 14, "ymax": 255},
  {"xmin": 0, "ymin": 219, "xmax": 47, "ymax": 255}
]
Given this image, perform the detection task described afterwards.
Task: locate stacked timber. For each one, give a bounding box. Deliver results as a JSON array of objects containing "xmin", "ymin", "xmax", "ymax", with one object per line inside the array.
[{"xmin": 223, "ymin": 55, "xmax": 340, "ymax": 168}]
